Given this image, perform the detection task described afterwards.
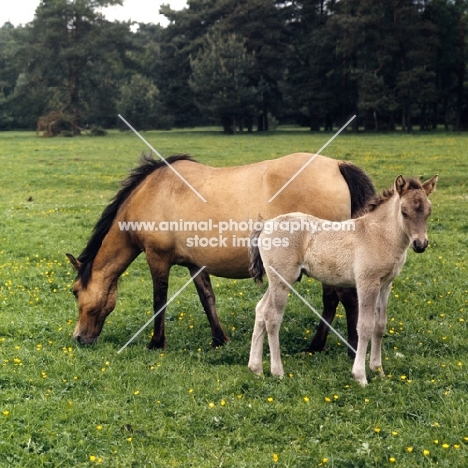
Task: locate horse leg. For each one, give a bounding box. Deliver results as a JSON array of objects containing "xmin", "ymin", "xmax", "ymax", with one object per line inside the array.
[
  {"xmin": 306, "ymin": 284, "xmax": 339, "ymax": 353},
  {"xmin": 248, "ymin": 289, "xmax": 270, "ymax": 375},
  {"xmin": 188, "ymin": 265, "xmax": 230, "ymax": 347},
  {"xmin": 337, "ymin": 287, "xmax": 359, "ymax": 358},
  {"xmin": 369, "ymin": 282, "xmax": 392, "ymax": 377},
  {"xmin": 351, "ymin": 283, "xmax": 380, "ymax": 386},
  {"xmin": 146, "ymin": 256, "xmax": 171, "ymax": 350}
]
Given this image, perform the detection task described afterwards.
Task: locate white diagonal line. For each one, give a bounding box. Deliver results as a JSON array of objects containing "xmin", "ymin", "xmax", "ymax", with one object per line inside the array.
[
  {"xmin": 118, "ymin": 114, "xmax": 207, "ymax": 203},
  {"xmin": 268, "ymin": 115, "xmax": 356, "ymax": 203},
  {"xmin": 268, "ymin": 266, "xmax": 357, "ymax": 355},
  {"xmin": 117, "ymin": 266, "xmax": 207, "ymax": 353}
]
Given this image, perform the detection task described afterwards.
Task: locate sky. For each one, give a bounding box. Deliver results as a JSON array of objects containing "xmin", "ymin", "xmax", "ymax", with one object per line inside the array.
[{"xmin": 0, "ymin": 0, "xmax": 188, "ymax": 28}]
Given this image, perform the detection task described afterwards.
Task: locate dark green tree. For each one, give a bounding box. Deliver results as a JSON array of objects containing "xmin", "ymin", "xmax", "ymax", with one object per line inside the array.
[
  {"xmin": 282, "ymin": 1, "xmax": 341, "ymax": 130},
  {"xmin": 190, "ymin": 33, "xmax": 260, "ymax": 133},
  {"xmin": 117, "ymin": 73, "xmax": 170, "ymax": 130},
  {"xmin": 23, "ymin": 0, "xmax": 130, "ymax": 133},
  {"xmin": 160, "ymin": 0, "xmax": 287, "ymax": 130}
]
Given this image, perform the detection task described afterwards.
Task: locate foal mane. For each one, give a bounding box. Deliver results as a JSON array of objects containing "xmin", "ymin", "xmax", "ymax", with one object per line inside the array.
[
  {"xmin": 77, "ymin": 153, "xmax": 196, "ymax": 287},
  {"xmin": 365, "ymin": 177, "xmax": 422, "ymax": 213}
]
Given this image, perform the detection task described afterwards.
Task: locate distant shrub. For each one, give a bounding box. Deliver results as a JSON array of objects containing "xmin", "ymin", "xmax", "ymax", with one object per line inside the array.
[
  {"xmin": 36, "ymin": 111, "xmax": 73, "ymax": 137},
  {"xmin": 89, "ymin": 126, "xmax": 107, "ymax": 136}
]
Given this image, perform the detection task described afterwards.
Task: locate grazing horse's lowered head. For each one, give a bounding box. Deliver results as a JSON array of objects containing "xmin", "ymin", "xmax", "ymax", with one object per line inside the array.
[{"xmin": 66, "ymin": 253, "xmax": 120, "ymax": 345}]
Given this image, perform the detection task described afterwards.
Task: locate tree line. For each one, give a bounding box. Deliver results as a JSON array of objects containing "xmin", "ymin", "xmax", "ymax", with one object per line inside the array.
[{"xmin": 0, "ymin": 0, "xmax": 467, "ymax": 134}]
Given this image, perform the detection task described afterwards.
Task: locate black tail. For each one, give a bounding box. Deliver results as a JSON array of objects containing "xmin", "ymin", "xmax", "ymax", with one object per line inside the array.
[
  {"xmin": 249, "ymin": 229, "xmax": 265, "ymax": 284},
  {"xmin": 338, "ymin": 162, "xmax": 376, "ymax": 218}
]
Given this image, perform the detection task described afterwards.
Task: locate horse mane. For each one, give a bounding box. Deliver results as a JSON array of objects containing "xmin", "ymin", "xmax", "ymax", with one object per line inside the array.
[
  {"xmin": 365, "ymin": 177, "xmax": 423, "ymax": 213},
  {"xmin": 77, "ymin": 153, "xmax": 196, "ymax": 287},
  {"xmin": 338, "ymin": 162, "xmax": 376, "ymax": 218}
]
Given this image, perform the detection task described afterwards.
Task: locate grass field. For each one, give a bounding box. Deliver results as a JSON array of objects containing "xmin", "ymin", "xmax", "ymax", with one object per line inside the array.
[{"xmin": 0, "ymin": 128, "xmax": 467, "ymax": 467}]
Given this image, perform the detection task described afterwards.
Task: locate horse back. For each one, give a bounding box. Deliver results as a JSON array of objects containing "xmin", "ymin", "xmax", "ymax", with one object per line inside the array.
[{"xmin": 116, "ymin": 153, "xmax": 353, "ymax": 278}]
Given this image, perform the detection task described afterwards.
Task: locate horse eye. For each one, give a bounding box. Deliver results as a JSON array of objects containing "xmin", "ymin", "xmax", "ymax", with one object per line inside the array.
[{"xmin": 401, "ymin": 211, "xmax": 408, "ymax": 218}]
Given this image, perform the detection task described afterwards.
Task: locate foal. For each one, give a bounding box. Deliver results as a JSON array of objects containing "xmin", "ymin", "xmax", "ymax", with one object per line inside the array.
[{"xmin": 248, "ymin": 175, "xmax": 438, "ymax": 386}]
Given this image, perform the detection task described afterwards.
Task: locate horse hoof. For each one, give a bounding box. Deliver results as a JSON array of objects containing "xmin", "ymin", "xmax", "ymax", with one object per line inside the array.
[
  {"xmin": 304, "ymin": 343, "xmax": 326, "ymax": 353},
  {"xmin": 211, "ymin": 335, "xmax": 230, "ymax": 348},
  {"xmin": 304, "ymin": 346, "xmax": 325, "ymax": 354},
  {"xmin": 147, "ymin": 339, "xmax": 166, "ymax": 350}
]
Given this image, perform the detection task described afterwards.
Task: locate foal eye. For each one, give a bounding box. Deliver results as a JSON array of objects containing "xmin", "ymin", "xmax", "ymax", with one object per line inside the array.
[{"xmin": 401, "ymin": 211, "xmax": 408, "ymax": 218}]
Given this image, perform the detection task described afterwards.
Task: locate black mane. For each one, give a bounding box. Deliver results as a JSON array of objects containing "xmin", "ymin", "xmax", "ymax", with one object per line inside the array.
[{"xmin": 77, "ymin": 154, "xmax": 196, "ymax": 287}]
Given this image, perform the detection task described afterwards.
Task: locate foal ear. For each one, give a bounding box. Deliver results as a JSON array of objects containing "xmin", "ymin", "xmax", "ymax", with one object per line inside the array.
[
  {"xmin": 66, "ymin": 253, "xmax": 82, "ymax": 271},
  {"xmin": 394, "ymin": 175, "xmax": 406, "ymax": 195},
  {"xmin": 422, "ymin": 174, "xmax": 438, "ymax": 196}
]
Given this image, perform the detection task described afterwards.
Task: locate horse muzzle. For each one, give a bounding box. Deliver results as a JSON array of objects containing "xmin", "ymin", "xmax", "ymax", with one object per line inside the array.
[
  {"xmin": 74, "ymin": 334, "xmax": 99, "ymax": 345},
  {"xmin": 412, "ymin": 238, "xmax": 428, "ymax": 253}
]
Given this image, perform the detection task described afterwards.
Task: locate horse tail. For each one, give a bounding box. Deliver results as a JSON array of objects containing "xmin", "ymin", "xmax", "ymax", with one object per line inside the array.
[
  {"xmin": 249, "ymin": 228, "xmax": 265, "ymax": 284},
  {"xmin": 338, "ymin": 162, "xmax": 376, "ymax": 217}
]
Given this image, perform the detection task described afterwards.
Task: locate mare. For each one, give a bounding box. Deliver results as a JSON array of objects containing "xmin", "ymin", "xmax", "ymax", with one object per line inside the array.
[
  {"xmin": 248, "ymin": 175, "xmax": 437, "ymax": 385},
  {"xmin": 67, "ymin": 153, "xmax": 375, "ymax": 351}
]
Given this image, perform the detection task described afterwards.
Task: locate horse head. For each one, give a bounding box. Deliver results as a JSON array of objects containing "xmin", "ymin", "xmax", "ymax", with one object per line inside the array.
[
  {"xmin": 395, "ymin": 174, "xmax": 438, "ymax": 253},
  {"xmin": 66, "ymin": 253, "xmax": 118, "ymax": 345}
]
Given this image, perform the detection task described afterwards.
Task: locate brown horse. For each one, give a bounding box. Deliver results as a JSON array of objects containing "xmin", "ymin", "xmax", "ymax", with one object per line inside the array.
[
  {"xmin": 248, "ymin": 175, "xmax": 438, "ymax": 385},
  {"xmin": 67, "ymin": 152, "xmax": 375, "ymax": 350}
]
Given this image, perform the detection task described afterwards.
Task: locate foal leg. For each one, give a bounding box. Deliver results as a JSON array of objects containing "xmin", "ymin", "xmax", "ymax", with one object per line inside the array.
[
  {"xmin": 248, "ymin": 290, "xmax": 270, "ymax": 375},
  {"xmin": 188, "ymin": 265, "xmax": 230, "ymax": 347},
  {"xmin": 264, "ymin": 281, "xmax": 290, "ymax": 377},
  {"xmin": 146, "ymin": 255, "xmax": 171, "ymax": 350},
  {"xmin": 352, "ymin": 283, "xmax": 380, "ymax": 386},
  {"xmin": 370, "ymin": 282, "xmax": 392, "ymax": 376}
]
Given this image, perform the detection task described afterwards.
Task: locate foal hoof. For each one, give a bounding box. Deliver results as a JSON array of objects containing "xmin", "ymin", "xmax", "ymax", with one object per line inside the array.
[
  {"xmin": 354, "ymin": 376, "xmax": 368, "ymax": 387},
  {"xmin": 371, "ymin": 366, "xmax": 385, "ymax": 378},
  {"xmin": 352, "ymin": 371, "xmax": 368, "ymax": 387},
  {"xmin": 248, "ymin": 362, "xmax": 263, "ymax": 376}
]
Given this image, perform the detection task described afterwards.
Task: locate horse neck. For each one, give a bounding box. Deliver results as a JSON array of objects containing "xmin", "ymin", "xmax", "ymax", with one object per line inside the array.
[
  {"xmin": 366, "ymin": 194, "xmax": 410, "ymax": 254},
  {"xmin": 91, "ymin": 225, "xmax": 140, "ymax": 286}
]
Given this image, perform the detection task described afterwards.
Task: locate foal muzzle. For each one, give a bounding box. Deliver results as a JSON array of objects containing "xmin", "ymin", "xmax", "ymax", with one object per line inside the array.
[{"xmin": 412, "ymin": 238, "xmax": 428, "ymax": 253}]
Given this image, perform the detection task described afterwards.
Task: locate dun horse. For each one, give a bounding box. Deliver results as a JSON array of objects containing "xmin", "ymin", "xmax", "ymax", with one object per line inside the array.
[
  {"xmin": 67, "ymin": 153, "xmax": 374, "ymax": 350},
  {"xmin": 248, "ymin": 175, "xmax": 437, "ymax": 385}
]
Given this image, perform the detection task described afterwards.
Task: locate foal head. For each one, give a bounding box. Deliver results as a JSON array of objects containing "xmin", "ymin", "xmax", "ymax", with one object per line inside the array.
[
  {"xmin": 67, "ymin": 254, "xmax": 118, "ymax": 345},
  {"xmin": 395, "ymin": 175, "xmax": 438, "ymax": 253}
]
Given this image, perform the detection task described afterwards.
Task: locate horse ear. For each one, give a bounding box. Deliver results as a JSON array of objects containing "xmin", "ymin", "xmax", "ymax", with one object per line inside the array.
[
  {"xmin": 66, "ymin": 253, "xmax": 81, "ymax": 271},
  {"xmin": 394, "ymin": 175, "xmax": 406, "ymax": 195},
  {"xmin": 422, "ymin": 175, "xmax": 438, "ymax": 196}
]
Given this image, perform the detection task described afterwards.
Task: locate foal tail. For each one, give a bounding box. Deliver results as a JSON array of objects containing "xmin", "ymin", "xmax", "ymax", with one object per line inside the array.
[
  {"xmin": 249, "ymin": 228, "xmax": 265, "ymax": 284},
  {"xmin": 338, "ymin": 162, "xmax": 376, "ymax": 217}
]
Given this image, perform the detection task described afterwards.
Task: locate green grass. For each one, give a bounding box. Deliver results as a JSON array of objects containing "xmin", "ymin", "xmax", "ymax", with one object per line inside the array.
[{"xmin": 1, "ymin": 128, "xmax": 467, "ymax": 467}]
